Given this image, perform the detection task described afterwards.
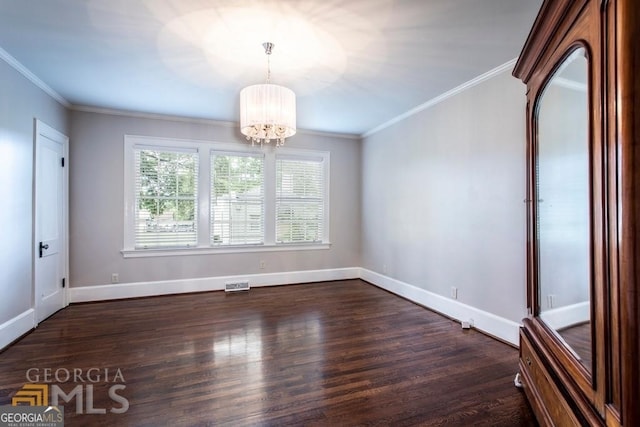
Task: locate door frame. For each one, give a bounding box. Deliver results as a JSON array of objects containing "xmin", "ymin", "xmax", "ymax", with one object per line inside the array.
[{"xmin": 33, "ymin": 119, "xmax": 69, "ymax": 323}]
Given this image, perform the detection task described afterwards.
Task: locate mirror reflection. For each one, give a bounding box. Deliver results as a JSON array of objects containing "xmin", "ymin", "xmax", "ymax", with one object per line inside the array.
[{"xmin": 536, "ymin": 47, "xmax": 591, "ymax": 373}]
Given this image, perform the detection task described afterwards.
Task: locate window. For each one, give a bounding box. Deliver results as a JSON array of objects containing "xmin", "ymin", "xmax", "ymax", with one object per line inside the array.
[
  {"xmin": 123, "ymin": 136, "xmax": 329, "ymax": 256},
  {"xmin": 134, "ymin": 147, "xmax": 198, "ymax": 249},
  {"xmin": 276, "ymin": 157, "xmax": 325, "ymax": 243},
  {"xmin": 211, "ymin": 153, "xmax": 264, "ymax": 245}
]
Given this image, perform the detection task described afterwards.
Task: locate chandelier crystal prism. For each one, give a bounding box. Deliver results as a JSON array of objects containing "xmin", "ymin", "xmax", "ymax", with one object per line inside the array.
[{"xmin": 240, "ymin": 42, "xmax": 296, "ymax": 147}]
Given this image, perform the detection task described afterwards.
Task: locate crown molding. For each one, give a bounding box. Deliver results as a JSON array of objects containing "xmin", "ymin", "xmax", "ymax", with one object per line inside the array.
[
  {"xmin": 0, "ymin": 46, "xmax": 70, "ymax": 108},
  {"xmin": 71, "ymin": 105, "xmax": 238, "ymax": 128},
  {"xmin": 551, "ymin": 77, "xmax": 587, "ymax": 92},
  {"xmin": 72, "ymin": 105, "xmax": 360, "ymax": 140},
  {"xmin": 362, "ymin": 58, "xmax": 518, "ymax": 138}
]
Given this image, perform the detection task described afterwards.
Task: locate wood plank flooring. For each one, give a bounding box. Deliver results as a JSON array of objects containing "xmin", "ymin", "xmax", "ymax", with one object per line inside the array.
[
  {"xmin": 0, "ymin": 280, "xmax": 536, "ymax": 426},
  {"xmin": 558, "ymin": 321, "xmax": 592, "ymax": 372}
]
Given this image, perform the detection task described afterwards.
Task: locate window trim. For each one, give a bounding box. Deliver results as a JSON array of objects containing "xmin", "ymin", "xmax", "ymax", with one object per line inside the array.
[
  {"xmin": 123, "ymin": 135, "xmax": 330, "ymax": 257},
  {"xmin": 132, "ymin": 146, "xmax": 200, "ymax": 249},
  {"xmin": 121, "ymin": 242, "xmax": 331, "ymax": 258},
  {"xmin": 275, "ymin": 151, "xmax": 330, "ymax": 244},
  {"xmin": 210, "ymin": 151, "xmax": 266, "ymax": 246}
]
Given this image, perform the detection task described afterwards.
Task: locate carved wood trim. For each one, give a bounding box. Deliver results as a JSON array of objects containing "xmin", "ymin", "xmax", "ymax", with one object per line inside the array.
[
  {"xmin": 616, "ymin": 1, "xmax": 640, "ymax": 425},
  {"xmin": 514, "ymin": 0, "xmax": 640, "ymax": 425},
  {"xmin": 513, "ymin": 0, "xmax": 589, "ymax": 83},
  {"xmin": 523, "ymin": 320, "xmax": 604, "ymax": 426}
]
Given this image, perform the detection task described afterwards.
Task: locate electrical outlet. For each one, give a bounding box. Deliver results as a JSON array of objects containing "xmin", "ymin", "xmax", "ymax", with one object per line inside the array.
[
  {"xmin": 451, "ymin": 286, "xmax": 458, "ymax": 299},
  {"xmin": 111, "ymin": 273, "xmax": 119, "ymax": 284},
  {"xmin": 382, "ymin": 264, "xmax": 387, "ymax": 274},
  {"xmin": 259, "ymin": 260, "xmax": 266, "ymax": 269},
  {"xmin": 547, "ymin": 294, "xmax": 555, "ymax": 308}
]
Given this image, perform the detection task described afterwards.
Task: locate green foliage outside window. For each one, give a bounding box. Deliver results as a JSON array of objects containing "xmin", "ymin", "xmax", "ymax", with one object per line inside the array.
[
  {"xmin": 137, "ymin": 150, "xmax": 197, "ymax": 221},
  {"xmin": 212, "ymin": 155, "xmax": 263, "ymax": 197}
]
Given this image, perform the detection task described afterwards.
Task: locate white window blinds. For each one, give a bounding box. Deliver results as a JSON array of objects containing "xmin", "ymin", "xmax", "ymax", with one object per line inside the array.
[
  {"xmin": 276, "ymin": 157, "xmax": 325, "ymax": 243},
  {"xmin": 134, "ymin": 147, "xmax": 198, "ymax": 248},
  {"xmin": 211, "ymin": 153, "xmax": 265, "ymax": 245},
  {"xmin": 124, "ymin": 135, "xmax": 330, "ymax": 254}
]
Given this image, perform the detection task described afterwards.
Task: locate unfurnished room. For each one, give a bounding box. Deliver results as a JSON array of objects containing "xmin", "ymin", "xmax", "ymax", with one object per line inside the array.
[{"xmin": 1, "ymin": 0, "xmax": 639, "ymax": 426}]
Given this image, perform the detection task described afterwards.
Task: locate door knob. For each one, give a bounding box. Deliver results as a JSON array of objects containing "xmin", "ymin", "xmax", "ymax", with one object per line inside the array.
[{"xmin": 39, "ymin": 242, "xmax": 49, "ymax": 258}]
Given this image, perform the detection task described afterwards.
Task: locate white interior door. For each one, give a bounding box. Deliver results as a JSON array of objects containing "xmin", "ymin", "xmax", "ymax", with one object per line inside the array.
[{"xmin": 34, "ymin": 120, "xmax": 68, "ymax": 323}]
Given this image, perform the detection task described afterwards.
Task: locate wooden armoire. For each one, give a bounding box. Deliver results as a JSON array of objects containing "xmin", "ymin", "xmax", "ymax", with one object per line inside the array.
[{"xmin": 512, "ymin": 0, "xmax": 640, "ymax": 425}]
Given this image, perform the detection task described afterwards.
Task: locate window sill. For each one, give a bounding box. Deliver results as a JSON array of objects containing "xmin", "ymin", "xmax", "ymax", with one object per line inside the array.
[{"xmin": 121, "ymin": 243, "xmax": 331, "ymax": 258}]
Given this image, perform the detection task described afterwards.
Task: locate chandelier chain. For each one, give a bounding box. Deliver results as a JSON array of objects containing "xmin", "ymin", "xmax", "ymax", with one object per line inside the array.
[
  {"xmin": 266, "ymin": 53, "xmax": 271, "ymax": 83},
  {"xmin": 263, "ymin": 41, "xmax": 273, "ymax": 84}
]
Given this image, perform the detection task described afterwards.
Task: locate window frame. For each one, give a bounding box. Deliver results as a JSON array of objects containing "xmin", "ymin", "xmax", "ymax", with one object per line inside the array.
[
  {"xmin": 123, "ymin": 135, "xmax": 330, "ymax": 258},
  {"xmin": 210, "ymin": 150, "xmax": 266, "ymax": 247},
  {"xmin": 132, "ymin": 145, "xmax": 199, "ymax": 249},
  {"xmin": 275, "ymin": 152, "xmax": 330, "ymax": 245}
]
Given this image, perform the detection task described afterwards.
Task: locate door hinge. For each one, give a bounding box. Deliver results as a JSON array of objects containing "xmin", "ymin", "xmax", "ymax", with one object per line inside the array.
[
  {"xmin": 62, "ymin": 278, "xmax": 66, "ymax": 288},
  {"xmin": 61, "ymin": 157, "xmax": 65, "ymax": 167}
]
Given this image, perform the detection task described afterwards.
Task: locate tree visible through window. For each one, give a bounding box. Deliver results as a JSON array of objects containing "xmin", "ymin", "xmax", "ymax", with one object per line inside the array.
[
  {"xmin": 124, "ymin": 135, "xmax": 329, "ymax": 252},
  {"xmin": 211, "ymin": 154, "xmax": 264, "ymax": 245},
  {"xmin": 135, "ymin": 148, "xmax": 198, "ymax": 248}
]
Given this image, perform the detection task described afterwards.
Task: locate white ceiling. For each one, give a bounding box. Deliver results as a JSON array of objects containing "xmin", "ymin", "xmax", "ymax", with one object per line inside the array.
[{"xmin": 0, "ymin": 0, "xmax": 541, "ymax": 136}]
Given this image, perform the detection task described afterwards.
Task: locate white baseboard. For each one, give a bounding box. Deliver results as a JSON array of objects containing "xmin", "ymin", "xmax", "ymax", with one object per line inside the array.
[
  {"xmin": 359, "ymin": 269, "xmax": 521, "ymax": 346},
  {"xmin": 0, "ymin": 309, "xmax": 35, "ymax": 350},
  {"xmin": 69, "ymin": 267, "xmax": 521, "ymax": 346},
  {"xmin": 69, "ymin": 268, "xmax": 360, "ymax": 303},
  {"xmin": 539, "ymin": 301, "xmax": 590, "ymax": 330}
]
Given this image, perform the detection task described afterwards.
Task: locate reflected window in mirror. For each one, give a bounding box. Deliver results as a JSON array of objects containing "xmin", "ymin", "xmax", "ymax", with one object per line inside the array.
[{"xmin": 536, "ymin": 47, "xmax": 592, "ymax": 373}]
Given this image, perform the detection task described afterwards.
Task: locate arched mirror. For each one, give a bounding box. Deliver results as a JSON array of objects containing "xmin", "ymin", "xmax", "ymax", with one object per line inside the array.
[{"xmin": 536, "ymin": 47, "xmax": 591, "ymax": 373}]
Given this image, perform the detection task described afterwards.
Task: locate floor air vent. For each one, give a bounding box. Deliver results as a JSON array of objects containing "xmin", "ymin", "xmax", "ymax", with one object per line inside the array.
[{"xmin": 225, "ymin": 281, "xmax": 250, "ymax": 292}]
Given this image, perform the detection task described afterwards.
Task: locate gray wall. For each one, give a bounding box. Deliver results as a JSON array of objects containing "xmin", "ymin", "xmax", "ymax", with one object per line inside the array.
[
  {"xmin": 2, "ymin": 50, "xmax": 528, "ymax": 332},
  {"xmin": 538, "ymin": 81, "xmax": 590, "ymax": 310},
  {"xmin": 361, "ymin": 69, "xmax": 528, "ymax": 323},
  {"xmin": 0, "ymin": 59, "xmax": 68, "ymax": 325},
  {"xmin": 69, "ymin": 111, "xmax": 361, "ymax": 287}
]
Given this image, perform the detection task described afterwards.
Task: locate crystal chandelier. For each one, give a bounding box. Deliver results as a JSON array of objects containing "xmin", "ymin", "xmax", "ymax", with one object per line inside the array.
[{"xmin": 240, "ymin": 42, "xmax": 296, "ymax": 147}]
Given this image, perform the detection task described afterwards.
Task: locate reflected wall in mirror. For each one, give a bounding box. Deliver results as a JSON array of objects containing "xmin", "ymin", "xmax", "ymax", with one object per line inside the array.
[{"xmin": 536, "ymin": 47, "xmax": 591, "ymax": 373}]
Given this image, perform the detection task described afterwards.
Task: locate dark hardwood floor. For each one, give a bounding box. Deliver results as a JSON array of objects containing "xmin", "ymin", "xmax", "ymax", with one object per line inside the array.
[
  {"xmin": 0, "ymin": 280, "xmax": 536, "ymax": 426},
  {"xmin": 558, "ymin": 321, "xmax": 592, "ymax": 371}
]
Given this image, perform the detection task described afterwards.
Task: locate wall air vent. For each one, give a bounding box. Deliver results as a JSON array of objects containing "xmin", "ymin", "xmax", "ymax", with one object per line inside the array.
[{"xmin": 225, "ymin": 281, "xmax": 250, "ymax": 293}]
